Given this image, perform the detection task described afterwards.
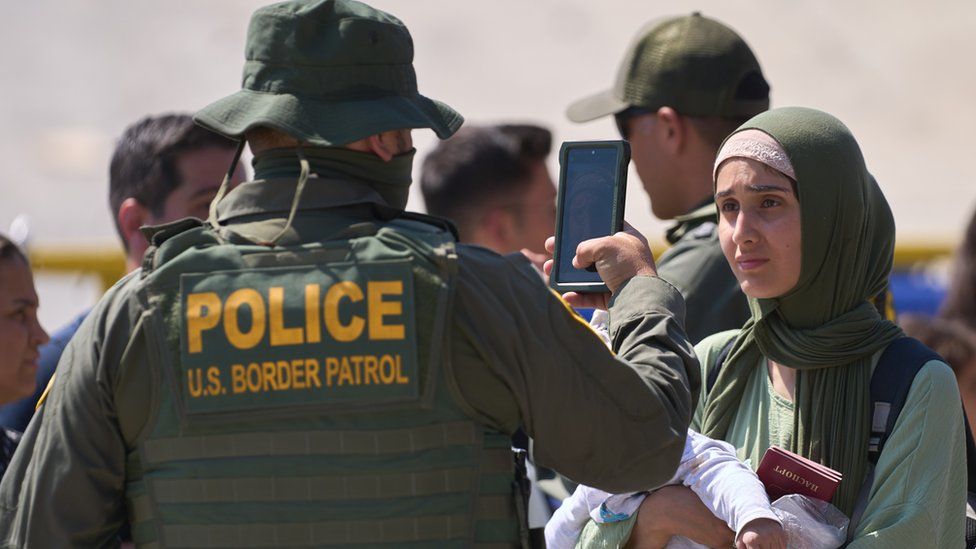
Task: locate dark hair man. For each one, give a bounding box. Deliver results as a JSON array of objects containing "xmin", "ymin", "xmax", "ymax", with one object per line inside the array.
[
  {"xmin": 111, "ymin": 114, "xmax": 245, "ymax": 271},
  {"xmin": 0, "ymin": 114, "xmax": 243, "ymax": 433},
  {"xmin": 0, "ymin": 2, "xmax": 698, "ymax": 545},
  {"xmin": 421, "ymin": 124, "xmax": 555, "ymax": 266},
  {"xmin": 567, "ymin": 12, "xmax": 770, "ymax": 344}
]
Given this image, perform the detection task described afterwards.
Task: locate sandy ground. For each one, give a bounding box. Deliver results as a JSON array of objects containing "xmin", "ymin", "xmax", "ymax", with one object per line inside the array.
[{"xmin": 2, "ymin": 0, "xmax": 974, "ymax": 328}]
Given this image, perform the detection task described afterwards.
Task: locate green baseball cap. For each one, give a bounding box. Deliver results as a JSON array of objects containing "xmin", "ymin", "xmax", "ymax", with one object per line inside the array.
[
  {"xmin": 567, "ymin": 12, "xmax": 770, "ymax": 123},
  {"xmin": 195, "ymin": 0, "xmax": 463, "ymax": 146}
]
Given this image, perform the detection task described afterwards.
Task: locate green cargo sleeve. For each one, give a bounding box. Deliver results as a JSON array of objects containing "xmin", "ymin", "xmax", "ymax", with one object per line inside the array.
[
  {"xmin": 0, "ymin": 276, "xmax": 141, "ymax": 548},
  {"xmin": 449, "ymin": 249, "xmax": 699, "ymax": 493}
]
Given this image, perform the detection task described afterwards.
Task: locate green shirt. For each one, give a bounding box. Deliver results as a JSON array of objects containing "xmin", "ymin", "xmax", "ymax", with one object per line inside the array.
[
  {"xmin": 579, "ymin": 330, "xmax": 967, "ymax": 548},
  {"xmin": 0, "ymin": 176, "xmax": 699, "ymax": 547},
  {"xmin": 656, "ymin": 203, "xmax": 750, "ymax": 344}
]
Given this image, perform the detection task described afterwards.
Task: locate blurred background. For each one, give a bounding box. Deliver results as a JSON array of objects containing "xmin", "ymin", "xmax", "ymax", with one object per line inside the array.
[{"xmin": 3, "ymin": 0, "xmax": 974, "ymax": 330}]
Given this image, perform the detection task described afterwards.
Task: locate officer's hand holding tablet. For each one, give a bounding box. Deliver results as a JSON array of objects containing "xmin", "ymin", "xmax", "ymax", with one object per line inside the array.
[{"xmin": 544, "ymin": 140, "xmax": 657, "ymax": 309}]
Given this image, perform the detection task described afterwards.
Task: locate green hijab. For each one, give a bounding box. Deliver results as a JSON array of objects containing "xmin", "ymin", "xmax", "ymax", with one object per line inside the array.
[{"xmin": 700, "ymin": 107, "xmax": 903, "ymax": 514}]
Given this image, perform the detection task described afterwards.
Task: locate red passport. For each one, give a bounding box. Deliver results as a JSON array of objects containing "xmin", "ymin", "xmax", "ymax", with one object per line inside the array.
[{"xmin": 756, "ymin": 446, "xmax": 842, "ymax": 503}]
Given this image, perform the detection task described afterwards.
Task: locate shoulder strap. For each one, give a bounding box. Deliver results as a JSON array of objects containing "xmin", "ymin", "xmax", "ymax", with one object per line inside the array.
[
  {"xmin": 705, "ymin": 337, "xmax": 737, "ymax": 396},
  {"xmin": 867, "ymin": 337, "xmax": 937, "ymax": 463},
  {"xmin": 850, "ymin": 337, "xmax": 976, "ymax": 544},
  {"xmin": 140, "ymin": 217, "xmax": 213, "ymax": 276}
]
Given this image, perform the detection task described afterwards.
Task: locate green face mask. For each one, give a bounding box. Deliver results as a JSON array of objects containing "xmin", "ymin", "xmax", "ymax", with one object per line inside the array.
[
  {"xmin": 251, "ymin": 146, "xmax": 416, "ymax": 211},
  {"xmin": 701, "ymin": 107, "xmax": 903, "ymax": 515},
  {"xmin": 208, "ymin": 144, "xmax": 416, "ymax": 247}
]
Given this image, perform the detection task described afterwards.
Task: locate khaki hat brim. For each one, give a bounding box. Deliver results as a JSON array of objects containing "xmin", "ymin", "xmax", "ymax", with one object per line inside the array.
[
  {"xmin": 566, "ymin": 89, "xmax": 631, "ymax": 123},
  {"xmin": 194, "ymin": 89, "xmax": 464, "ymax": 146}
]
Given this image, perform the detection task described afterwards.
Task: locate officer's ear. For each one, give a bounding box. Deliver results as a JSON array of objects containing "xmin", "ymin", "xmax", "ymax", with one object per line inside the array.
[
  {"xmin": 360, "ymin": 129, "xmax": 412, "ymax": 162},
  {"xmin": 656, "ymin": 106, "xmax": 686, "ymax": 155},
  {"xmin": 362, "ymin": 134, "xmax": 394, "ymax": 162},
  {"xmin": 117, "ymin": 197, "xmax": 151, "ymax": 254}
]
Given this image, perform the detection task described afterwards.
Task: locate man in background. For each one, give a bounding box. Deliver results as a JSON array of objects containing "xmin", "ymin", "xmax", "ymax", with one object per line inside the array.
[
  {"xmin": 0, "ymin": 113, "xmax": 243, "ymax": 431},
  {"xmin": 567, "ymin": 12, "xmax": 770, "ymax": 343},
  {"xmin": 421, "ymin": 124, "xmax": 555, "ymax": 268}
]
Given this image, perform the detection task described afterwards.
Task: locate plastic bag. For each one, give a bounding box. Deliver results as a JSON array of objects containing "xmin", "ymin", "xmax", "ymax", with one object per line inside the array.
[
  {"xmin": 771, "ymin": 494, "xmax": 849, "ymax": 549},
  {"xmin": 660, "ymin": 494, "xmax": 848, "ymax": 549}
]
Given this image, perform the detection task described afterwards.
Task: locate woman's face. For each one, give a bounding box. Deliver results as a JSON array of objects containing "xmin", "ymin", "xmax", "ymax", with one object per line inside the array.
[
  {"xmin": 0, "ymin": 257, "xmax": 49, "ymax": 403},
  {"xmin": 716, "ymin": 158, "xmax": 802, "ymax": 299}
]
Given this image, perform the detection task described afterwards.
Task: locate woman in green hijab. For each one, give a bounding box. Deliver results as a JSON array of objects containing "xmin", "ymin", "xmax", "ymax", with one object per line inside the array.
[{"xmin": 578, "ymin": 107, "xmax": 966, "ymax": 548}]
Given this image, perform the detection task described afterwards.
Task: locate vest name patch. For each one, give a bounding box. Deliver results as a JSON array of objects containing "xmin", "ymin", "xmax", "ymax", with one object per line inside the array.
[{"xmin": 178, "ymin": 261, "xmax": 419, "ymax": 414}]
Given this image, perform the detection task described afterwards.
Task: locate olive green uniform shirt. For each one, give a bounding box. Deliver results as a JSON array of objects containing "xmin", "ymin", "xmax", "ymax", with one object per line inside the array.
[
  {"xmin": 656, "ymin": 203, "xmax": 750, "ymax": 344},
  {"xmin": 0, "ymin": 176, "xmax": 699, "ymax": 547}
]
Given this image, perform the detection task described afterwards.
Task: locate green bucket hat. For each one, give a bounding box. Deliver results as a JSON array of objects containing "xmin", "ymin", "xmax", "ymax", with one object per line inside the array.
[
  {"xmin": 195, "ymin": 0, "xmax": 463, "ymax": 146},
  {"xmin": 567, "ymin": 12, "xmax": 770, "ymax": 122}
]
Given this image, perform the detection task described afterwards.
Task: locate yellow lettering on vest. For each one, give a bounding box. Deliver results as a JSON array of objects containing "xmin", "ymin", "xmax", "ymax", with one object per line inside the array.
[
  {"xmin": 269, "ymin": 287, "xmax": 304, "ymax": 346},
  {"xmin": 289, "ymin": 359, "xmax": 303, "ymax": 389},
  {"xmin": 380, "ymin": 354, "xmax": 396, "ymax": 384},
  {"xmin": 395, "ymin": 355, "xmax": 408, "ymax": 384},
  {"xmin": 231, "ymin": 363, "xmax": 246, "ymax": 394},
  {"xmin": 186, "ymin": 292, "xmax": 221, "ymax": 353},
  {"xmin": 187, "ymin": 368, "xmax": 204, "ymax": 397},
  {"xmin": 262, "ymin": 361, "xmax": 278, "ymax": 391},
  {"xmin": 325, "ymin": 282, "xmax": 365, "ymax": 342},
  {"xmin": 338, "ymin": 356, "xmax": 355, "ymax": 386},
  {"xmin": 275, "ymin": 360, "xmax": 292, "ymax": 390},
  {"xmin": 325, "ymin": 357, "xmax": 340, "ymax": 387},
  {"xmin": 364, "ymin": 355, "xmax": 379, "ymax": 385},
  {"xmin": 224, "ymin": 289, "xmax": 266, "ymax": 350},
  {"xmin": 306, "ymin": 358, "xmax": 322, "ymax": 388},
  {"xmin": 368, "ymin": 281, "xmax": 405, "ymax": 340},
  {"xmin": 305, "ymin": 284, "xmax": 321, "ymax": 344},
  {"xmin": 246, "ymin": 362, "xmax": 262, "ymax": 393},
  {"xmin": 207, "ymin": 366, "xmax": 223, "ymax": 396},
  {"xmin": 350, "ymin": 355, "xmax": 363, "ymax": 384}
]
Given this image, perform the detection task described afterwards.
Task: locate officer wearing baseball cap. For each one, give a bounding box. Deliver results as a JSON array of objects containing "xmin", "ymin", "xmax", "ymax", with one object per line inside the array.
[
  {"xmin": 0, "ymin": 2, "xmax": 699, "ymax": 546},
  {"xmin": 568, "ymin": 12, "xmax": 771, "ymax": 343}
]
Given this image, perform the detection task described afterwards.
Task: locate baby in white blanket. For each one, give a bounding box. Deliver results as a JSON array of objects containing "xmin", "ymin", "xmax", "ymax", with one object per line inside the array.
[
  {"xmin": 545, "ymin": 311, "xmax": 786, "ymax": 549},
  {"xmin": 544, "ymin": 429, "xmax": 786, "ymax": 549}
]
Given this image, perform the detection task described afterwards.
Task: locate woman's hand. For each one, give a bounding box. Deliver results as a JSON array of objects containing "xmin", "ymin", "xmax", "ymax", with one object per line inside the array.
[{"xmin": 625, "ymin": 485, "xmax": 735, "ymax": 549}]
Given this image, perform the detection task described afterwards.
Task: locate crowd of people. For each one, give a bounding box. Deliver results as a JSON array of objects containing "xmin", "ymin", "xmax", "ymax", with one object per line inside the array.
[{"xmin": 0, "ymin": 1, "xmax": 973, "ymax": 548}]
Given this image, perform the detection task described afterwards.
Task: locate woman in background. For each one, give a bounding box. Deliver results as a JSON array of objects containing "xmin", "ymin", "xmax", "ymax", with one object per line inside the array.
[{"xmin": 0, "ymin": 234, "xmax": 49, "ymax": 478}]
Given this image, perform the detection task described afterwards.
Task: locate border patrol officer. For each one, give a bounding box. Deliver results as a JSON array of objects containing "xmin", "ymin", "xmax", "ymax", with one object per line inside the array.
[
  {"xmin": 0, "ymin": 2, "xmax": 698, "ymax": 546},
  {"xmin": 567, "ymin": 13, "xmax": 770, "ymax": 343}
]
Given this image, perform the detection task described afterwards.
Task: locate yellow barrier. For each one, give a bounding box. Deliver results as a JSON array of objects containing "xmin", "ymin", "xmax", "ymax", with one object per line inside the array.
[
  {"xmin": 27, "ymin": 241, "xmax": 959, "ymax": 293},
  {"xmin": 29, "ymin": 247, "xmax": 126, "ymax": 291},
  {"xmin": 890, "ymin": 242, "xmax": 956, "ymax": 269}
]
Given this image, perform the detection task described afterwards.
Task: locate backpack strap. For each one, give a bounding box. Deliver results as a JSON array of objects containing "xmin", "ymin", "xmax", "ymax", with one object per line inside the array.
[
  {"xmin": 705, "ymin": 337, "xmax": 736, "ymax": 396},
  {"xmin": 849, "ymin": 336, "xmax": 976, "ymax": 544},
  {"xmin": 866, "ymin": 337, "xmax": 937, "ymax": 463}
]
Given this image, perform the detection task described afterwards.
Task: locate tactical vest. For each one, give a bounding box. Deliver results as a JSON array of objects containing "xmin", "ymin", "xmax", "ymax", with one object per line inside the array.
[{"xmin": 124, "ymin": 216, "xmax": 525, "ymax": 548}]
